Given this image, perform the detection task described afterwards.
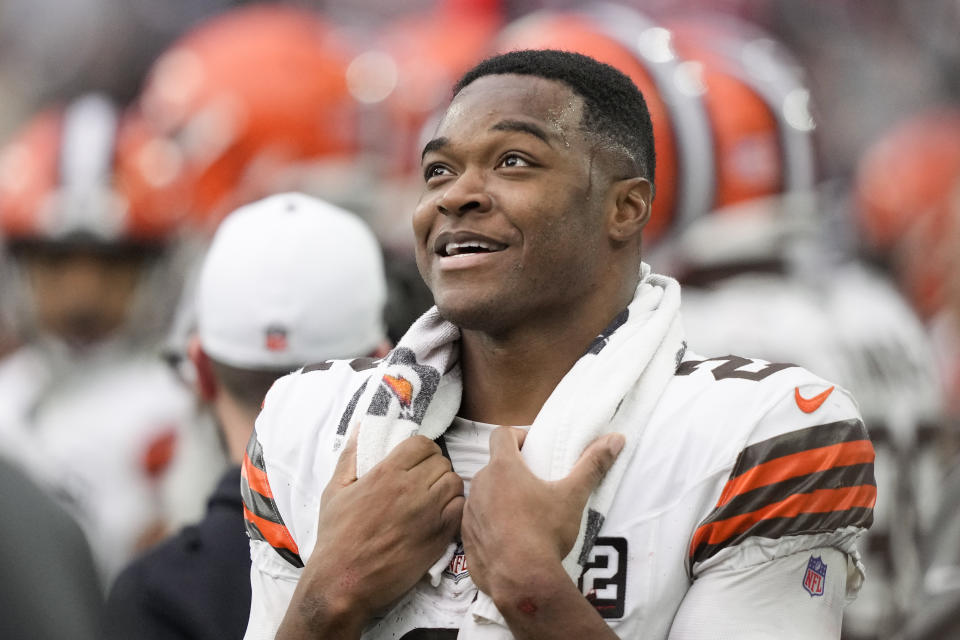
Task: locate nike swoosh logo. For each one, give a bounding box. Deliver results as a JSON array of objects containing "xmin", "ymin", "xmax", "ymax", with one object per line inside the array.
[{"xmin": 794, "ymin": 386, "xmax": 835, "ymax": 413}]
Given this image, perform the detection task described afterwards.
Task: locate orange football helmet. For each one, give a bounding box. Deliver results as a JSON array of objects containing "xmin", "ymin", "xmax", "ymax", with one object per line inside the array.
[
  {"xmin": 664, "ymin": 13, "xmax": 818, "ymax": 213},
  {"xmin": 137, "ymin": 5, "xmax": 360, "ymax": 230},
  {"xmin": 0, "ymin": 93, "xmax": 185, "ymax": 246},
  {"xmin": 855, "ymin": 107, "xmax": 960, "ymax": 253},
  {"xmin": 856, "ymin": 108, "xmax": 960, "ymax": 317}
]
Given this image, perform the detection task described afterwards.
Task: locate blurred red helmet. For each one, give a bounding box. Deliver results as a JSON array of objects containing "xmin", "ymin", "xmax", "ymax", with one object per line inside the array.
[
  {"xmin": 364, "ymin": 0, "xmax": 502, "ymax": 175},
  {"xmin": 664, "ymin": 13, "xmax": 818, "ymax": 213},
  {"xmin": 894, "ymin": 192, "xmax": 960, "ymax": 318},
  {"xmin": 856, "ymin": 107, "xmax": 960, "ymax": 317},
  {"xmin": 855, "ymin": 107, "xmax": 960, "ymax": 253},
  {"xmin": 0, "ymin": 93, "xmax": 186, "ymax": 246},
  {"xmin": 137, "ymin": 4, "xmax": 360, "ymax": 230}
]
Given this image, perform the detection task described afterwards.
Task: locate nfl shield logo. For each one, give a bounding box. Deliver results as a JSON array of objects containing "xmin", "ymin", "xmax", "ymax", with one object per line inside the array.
[
  {"xmin": 265, "ymin": 325, "xmax": 288, "ymax": 352},
  {"xmin": 803, "ymin": 555, "xmax": 827, "ymax": 597},
  {"xmin": 443, "ymin": 542, "xmax": 470, "ymax": 584}
]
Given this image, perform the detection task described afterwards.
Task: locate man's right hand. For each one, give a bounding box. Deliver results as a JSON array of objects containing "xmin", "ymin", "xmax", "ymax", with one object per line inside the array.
[{"xmin": 277, "ymin": 430, "xmax": 464, "ymax": 639}]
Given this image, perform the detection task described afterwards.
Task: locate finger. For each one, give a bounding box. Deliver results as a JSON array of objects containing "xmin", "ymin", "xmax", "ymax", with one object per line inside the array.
[
  {"xmin": 560, "ymin": 433, "xmax": 625, "ymax": 503},
  {"xmin": 429, "ymin": 469, "xmax": 464, "ymax": 504},
  {"xmin": 439, "ymin": 494, "xmax": 465, "ymax": 540},
  {"xmin": 407, "ymin": 450, "xmax": 454, "ymax": 488},
  {"xmin": 388, "ymin": 435, "xmax": 442, "ymax": 471},
  {"xmin": 488, "ymin": 426, "xmax": 526, "ymax": 461},
  {"xmin": 331, "ymin": 425, "xmax": 360, "ymax": 485}
]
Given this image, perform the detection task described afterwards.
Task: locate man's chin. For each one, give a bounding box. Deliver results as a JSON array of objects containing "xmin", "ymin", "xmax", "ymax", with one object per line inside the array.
[
  {"xmin": 435, "ymin": 297, "xmax": 515, "ymax": 336},
  {"xmin": 53, "ymin": 323, "xmax": 117, "ymax": 351}
]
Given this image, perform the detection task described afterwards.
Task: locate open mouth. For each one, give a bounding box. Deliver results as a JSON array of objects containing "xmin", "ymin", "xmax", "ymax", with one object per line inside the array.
[{"xmin": 435, "ymin": 232, "xmax": 508, "ymax": 258}]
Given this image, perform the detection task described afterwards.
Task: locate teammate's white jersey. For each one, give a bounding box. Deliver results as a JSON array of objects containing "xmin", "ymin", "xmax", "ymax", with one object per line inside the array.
[
  {"xmin": 243, "ymin": 349, "xmax": 875, "ymax": 639},
  {"xmin": 681, "ymin": 263, "xmax": 945, "ymax": 637},
  {"xmin": 0, "ymin": 340, "xmax": 226, "ymax": 583}
]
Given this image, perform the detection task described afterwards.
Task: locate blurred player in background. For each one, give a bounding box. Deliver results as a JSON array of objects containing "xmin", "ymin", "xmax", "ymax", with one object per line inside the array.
[
  {"xmin": 853, "ymin": 107, "xmax": 960, "ymax": 640},
  {"xmin": 105, "ymin": 192, "xmax": 390, "ymax": 640},
  {"xmin": 659, "ymin": 16, "xmax": 949, "ymax": 640},
  {"xmin": 0, "ymin": 92, "xmax": 224, "ymax": 583}
]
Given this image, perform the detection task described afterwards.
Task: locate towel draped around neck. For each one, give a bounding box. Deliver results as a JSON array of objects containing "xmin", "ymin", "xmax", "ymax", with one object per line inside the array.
[{"xmin": 336, "ymin": 263, "xmax": 685, "ymax": 636}]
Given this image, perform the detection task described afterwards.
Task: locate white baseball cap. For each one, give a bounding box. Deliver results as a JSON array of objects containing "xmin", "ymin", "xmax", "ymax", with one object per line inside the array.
[{"xmin": 196, "ymin": 192, "xmax": 387, "ymax": 369}]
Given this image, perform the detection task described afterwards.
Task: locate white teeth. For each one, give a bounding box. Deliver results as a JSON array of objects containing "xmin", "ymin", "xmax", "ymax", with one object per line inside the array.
[{"xmin": 444, "ymin": 240, "xmax": 495, "ymax": 256}]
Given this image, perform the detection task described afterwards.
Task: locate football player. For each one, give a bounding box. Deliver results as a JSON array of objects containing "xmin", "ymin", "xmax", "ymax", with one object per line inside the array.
[
  {"xmin": 242, "ymin": 49, "xmax": 875, "ymax": 639},
  {"xmin": 0, "ymin": 93, "xmax": 223, "ymax": 582}
]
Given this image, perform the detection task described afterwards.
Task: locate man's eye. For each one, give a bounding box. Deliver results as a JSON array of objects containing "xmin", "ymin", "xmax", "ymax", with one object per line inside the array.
[
  {"xmin": 498, "ymin": 154, "xmax": 530, "ymax": 168},
  {"xmin": 424, "ymin": 164, "xmax": 451, "ymax": 181}
]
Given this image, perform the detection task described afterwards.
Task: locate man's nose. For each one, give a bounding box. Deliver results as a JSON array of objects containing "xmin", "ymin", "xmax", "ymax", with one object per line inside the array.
[{"xmin": 437, "ymin": 169, "xmax": 493, "ymax": 216}]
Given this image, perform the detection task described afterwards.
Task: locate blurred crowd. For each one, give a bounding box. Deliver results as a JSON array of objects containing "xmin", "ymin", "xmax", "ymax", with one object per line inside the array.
[{"xmin": 0, "ymin": 0, "xmax": 958, "ymax": 638}]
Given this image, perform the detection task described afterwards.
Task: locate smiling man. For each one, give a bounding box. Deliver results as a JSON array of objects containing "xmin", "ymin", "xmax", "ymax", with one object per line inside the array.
[{"xmin": 242, "ymin": 50, "xmax": 875, "ymax": 640}]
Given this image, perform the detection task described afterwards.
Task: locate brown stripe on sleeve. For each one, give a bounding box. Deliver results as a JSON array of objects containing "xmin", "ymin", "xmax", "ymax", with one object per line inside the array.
[
  {"xmin": 245, "ymin": 429, "xmax": 267, "ymax": 471},
  {"xmin": 718, "ymin": 439, "xmax": 875, "ymax": 507},
  {"xmin": 242, "ymin": 430, "xmax": 304, "ymax": 568},
  {"xmin": 690, "ymin": 506, "xmax": 874, "ymax": 567},
  {"xmin": 244, "ymin": 509, "xmax": 304, "ymax": 569},
  {"xmin": 689, "ymin": 418, "xmax": 876, "ymax": 568},
  {"xmin": 241, "ymin": 464, "xmax": 285, "ymax": 526},
  {"xmin": 242, "ymin": 452, "xmax": 274, "ymax": 499},
  {"xmin": 726, "ymin": 419, "xmax": 869, "ymax": 489}
]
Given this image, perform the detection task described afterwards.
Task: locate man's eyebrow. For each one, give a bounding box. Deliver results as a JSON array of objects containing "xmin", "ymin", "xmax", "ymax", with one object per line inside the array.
[
  {"xmin": 490, "ymin": 119, "xmax": 554, "ymax": 145},
  {"xmin": 421, "ymin": 137, "xmax": 449, "ymax": 160},
  {"xmin": 420, "ymin": 120, "xmax": 555, "ymax": 161}
]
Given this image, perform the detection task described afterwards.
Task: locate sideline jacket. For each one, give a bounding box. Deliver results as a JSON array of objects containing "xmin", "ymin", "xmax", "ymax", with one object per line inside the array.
[
  {"xmin": 243, "ymin": 350, "xmax": 875, "ymax": 639},
  {"xmin": 105, "ymin": 466, "xmax": 251, "ymax": 640}
]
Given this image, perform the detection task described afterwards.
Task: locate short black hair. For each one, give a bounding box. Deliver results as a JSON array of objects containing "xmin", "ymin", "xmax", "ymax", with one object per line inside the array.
[{"xmin": 453, "ymin": 49, "xmax": 655, "ymax": 184}]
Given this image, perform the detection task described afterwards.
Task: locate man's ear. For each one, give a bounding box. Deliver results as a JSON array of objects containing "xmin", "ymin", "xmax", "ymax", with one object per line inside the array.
[
  {"xmin": 187, "ymin": 335, "xmax": 218, "ymax": 402},
  {"xmin": 607, "ymin": 177, "xmax": 653, "ymax": 243}
]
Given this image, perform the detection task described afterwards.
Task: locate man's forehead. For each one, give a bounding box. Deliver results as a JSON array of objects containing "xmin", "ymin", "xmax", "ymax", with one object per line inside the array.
[{"xmin": 439, "ymin": 74, "xmax": 585, "ymax": 139}]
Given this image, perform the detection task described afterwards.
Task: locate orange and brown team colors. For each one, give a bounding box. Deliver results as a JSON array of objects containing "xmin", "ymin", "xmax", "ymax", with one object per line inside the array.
[
  {"xmin": 689, "ymin": 419, "xmax": 876, "ymax": 567},
  {"xmin": 242, "ymin": 432, "xmax": 303, "ymax": 568}
]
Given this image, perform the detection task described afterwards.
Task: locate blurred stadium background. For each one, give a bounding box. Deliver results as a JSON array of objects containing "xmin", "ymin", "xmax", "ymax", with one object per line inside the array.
[{"xmin": 0, "ymin": 1, "xmax": 958, "ymax": 638}]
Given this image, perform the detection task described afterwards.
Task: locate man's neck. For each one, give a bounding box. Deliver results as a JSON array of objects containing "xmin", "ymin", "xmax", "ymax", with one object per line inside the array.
[
  {"xmin": 457, "ymin": 300, "xmax": 629, "ymax": 427},
  {"xmin": 214, "ymin": 392, "xmax": 258, "ymax": 465}
]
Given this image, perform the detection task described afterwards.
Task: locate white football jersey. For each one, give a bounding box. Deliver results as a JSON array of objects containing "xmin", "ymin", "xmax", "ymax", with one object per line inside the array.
[
  {"xmin": 243, "ymin": 349, "xmax": 875, "ymax": 639},
  {"xmin": 0, "ymin": 341, "xmax": 226, "ymax": 583}
]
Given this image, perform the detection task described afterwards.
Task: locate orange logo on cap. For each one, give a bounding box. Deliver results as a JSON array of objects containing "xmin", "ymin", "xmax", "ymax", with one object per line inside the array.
[{"xmin": 383, "ymin": 375, "xmax": 413, "ymax": 407}]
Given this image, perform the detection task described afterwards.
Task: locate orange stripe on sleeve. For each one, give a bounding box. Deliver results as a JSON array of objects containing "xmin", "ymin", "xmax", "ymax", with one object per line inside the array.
[
  {"xmin": 242, "ymin": 452, "xmax": 275, "ymax": 499},
  {"xmin": 243, "ymin": 504, "xmax": 301, "ymax": 556},
  {"xmin": 718, "ymin": 439, "xmax": 875, "ymax": 506},
  {"xmin": 690, "ymin": 483, "xmax": 877, "ymax": 557}
]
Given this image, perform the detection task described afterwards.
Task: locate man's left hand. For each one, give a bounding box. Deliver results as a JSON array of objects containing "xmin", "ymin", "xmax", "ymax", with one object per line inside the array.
[{"xmin": 461, "ymin": 427, "xmax": 624, "ymax": 600}]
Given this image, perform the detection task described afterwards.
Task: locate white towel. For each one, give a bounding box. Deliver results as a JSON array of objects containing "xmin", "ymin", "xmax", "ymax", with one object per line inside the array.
[{"xmin": 337, "ymin": 263, "xmax": 685, "ymax": 637}]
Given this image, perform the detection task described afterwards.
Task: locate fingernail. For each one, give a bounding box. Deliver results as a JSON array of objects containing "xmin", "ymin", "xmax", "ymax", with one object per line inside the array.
[{"xmin": 609, "ymin": 434, "xmax": 625, "ymax": 456}]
